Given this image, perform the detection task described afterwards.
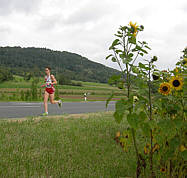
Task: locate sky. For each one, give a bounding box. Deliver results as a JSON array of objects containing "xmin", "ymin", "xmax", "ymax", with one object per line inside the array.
[{"xmin": 0, "ymin": 0, "xmax": 187, "ymax": 71}]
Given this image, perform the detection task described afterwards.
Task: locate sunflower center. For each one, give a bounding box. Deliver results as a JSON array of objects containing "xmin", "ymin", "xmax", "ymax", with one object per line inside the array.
[
  {"xmin": 162, "ymin": 86, "xmax": 168, "ymax": 92},
  {"xmin": 173, "ymin": 80, "xmax": 180, "ymax": 87}
]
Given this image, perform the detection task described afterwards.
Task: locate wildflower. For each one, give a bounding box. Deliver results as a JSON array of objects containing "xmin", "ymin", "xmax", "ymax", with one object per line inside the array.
[
  {"xmin": 152, "ymin": 143, "xmax": 160, "ymax": 153},
  {"xmin": 129, "ymin": 21, "xmax": 139, "ymax": 36},
  {"xmin": 174, "ymin": 67, "xmax": 179, "ymax": 73},
  {"xmin": 169, "ymin": 76, "xmax": 183, "ymax": 90},
  {"xmin": 144, "ymin": 143, "xmax": 151, "ymax": 155},
  {"xmin": 158, "ymin": 82, "xmax": 172, "ymax": 95},
  {"xmin": 116, "ymin": 131, "xmax": 120, "ymax": 138}
]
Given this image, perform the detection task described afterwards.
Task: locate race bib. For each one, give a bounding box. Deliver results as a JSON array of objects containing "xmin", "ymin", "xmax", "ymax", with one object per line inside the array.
[{"xmin": 46, "ymin": 82, "xmax": 52, "ymax": 88}]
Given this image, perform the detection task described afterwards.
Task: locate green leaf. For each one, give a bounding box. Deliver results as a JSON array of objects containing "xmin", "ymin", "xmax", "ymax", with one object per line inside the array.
[
  {"xmin": 114, "ymin": 111, "xmax": 124, "ymax": 123},
  {"xmin": 119, "ymin": 54, "xmax": 126, "ymax": 59},
  {"xmin": 173, "ymin": 119, "xmax": 183, "ymax": 130},
  {"xmin": 132, "ymin": 66, "xmax": 139, "ymax": 73},
  {"xmin": 181, "ymin": 150, "xmax": 187, "ymax": 161},
  {"xmin": 128, "ymin": 53, "xmax": 134, "ymax": 57},
  {"xmin": 106, "ymin": 91, "xmax": 114, "ymax": 108},
  {"xmin": 114, "ymin": 99, "xmax": 127, "ymax": 123},
  {"xmin": 117, "ymin": 30, "xmax": 122, "ymax": 34},
  {"xmin": 106, "ymin": 54, "xmax": 113, "ymax": 60},
  {"xmin": 112, "ymin": 39, "xmax": 120, "ymax": 47},
  {"xmin": 115, "ymin": 34, "xmax": 123, "ymax": 38},
  {"xmin": 139, "ymin": 111, "xmax": 147, "ymax": 122},
  {"xmin": 123, "ymin": 57, "xmax": 133, "ymax": 64},
  {"xmin": 145, "ymin": 45, "xmax": 151, "ymax": 50},
  {"xmin": 117, "ymin": 81, "xmax": 124, "ymax": 89},
  {"xmin": 136, "ymin": 45, "xmax": 148, "ymax": 54},
  {"xmin": 109, "ymin": 46, "xmax": 115, "ymax": 50},
  {"xmin": 111, "ymin": 57, "xmax": 117, "ymax": 62},
  {"xmin": 141, "ymin": 122, "xmax": 151, "ymax": 137},
  {"xmin": 169, "ymin": 137, "xmax": 180, "ymax": 151},
  {"xmin": 129, "ymin": 36, "xmax": 136, "ymax": 44},
  {"xmin": 115, "ymin": 99, "xmax": 127, "ymax": 113},
  {"xmin": 139, "ymin": 62, "xmax": 146, "ymax": 69},
  {"xmin": 140, "ymin": 48, "xmax": 148, "ymax": 54},
  {"xmin": 127, "ymin": 113, "xmax": 138, "ymax": 129},
  {"xmin": 116, "ymin": 49, "xmax": 122, "ymax": 54}
]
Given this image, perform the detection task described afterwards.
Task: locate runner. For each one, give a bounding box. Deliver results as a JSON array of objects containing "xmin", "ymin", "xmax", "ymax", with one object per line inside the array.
[
  {"xmin": 84, "ymin": 93, "xmax": 87, "ymax": 101},
  {"xmin": 40, "ymin": 67, "xmax": 62, "ymax": 116}
]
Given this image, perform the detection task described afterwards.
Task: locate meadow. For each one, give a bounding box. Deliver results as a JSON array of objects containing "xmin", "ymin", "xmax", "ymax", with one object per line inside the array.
[{"xmin": 0, "ymin": 112, "xmax": 138, "ymax": 178}]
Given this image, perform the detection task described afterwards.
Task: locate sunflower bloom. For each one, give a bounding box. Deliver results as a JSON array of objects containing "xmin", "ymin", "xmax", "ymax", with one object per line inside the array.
[
  {"xmin": 169, "ymin": 76, "xmax": 183, "ymax": 90},
  {"xmin": 129, "ymin": 21, "xmax": 139, "ymax": 36},
  {"xmin": 158, "ymin": 82, "xmax": 172, "ymax": 95}
]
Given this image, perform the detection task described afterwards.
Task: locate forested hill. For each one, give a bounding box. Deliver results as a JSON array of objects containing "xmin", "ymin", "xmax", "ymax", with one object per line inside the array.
[{"xmin": 0, "ymin": 46, "xmax": 119, "ymax": 83}]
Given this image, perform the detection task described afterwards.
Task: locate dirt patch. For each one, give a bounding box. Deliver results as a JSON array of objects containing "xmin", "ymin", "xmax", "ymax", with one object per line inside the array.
[{"xmin": 4, "ymin": 111, "xmax": 114, "ymax": 123}]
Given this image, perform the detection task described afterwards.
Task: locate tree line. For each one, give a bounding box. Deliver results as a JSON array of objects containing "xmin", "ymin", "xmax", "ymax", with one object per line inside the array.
[{"xmin": 0, "ymin": 46, "xmax": 119, "ymax": 83}]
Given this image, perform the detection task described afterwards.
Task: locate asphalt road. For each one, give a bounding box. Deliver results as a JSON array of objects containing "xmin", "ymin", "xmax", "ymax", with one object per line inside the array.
[{"xmin": 0, "ymin": 101, "xmax": 115, "ymax": 119}]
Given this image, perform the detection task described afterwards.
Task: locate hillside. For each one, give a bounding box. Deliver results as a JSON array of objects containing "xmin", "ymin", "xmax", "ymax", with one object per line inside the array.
[{"xmin": 0, "ymin": 46, "xmax": 119, "ymax": 83}]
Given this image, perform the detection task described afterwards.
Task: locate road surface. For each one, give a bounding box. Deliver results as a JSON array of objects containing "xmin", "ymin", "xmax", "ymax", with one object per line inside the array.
[{"xmin": 0, "ymin": 101, "xmax": 115, "ymax": 119}]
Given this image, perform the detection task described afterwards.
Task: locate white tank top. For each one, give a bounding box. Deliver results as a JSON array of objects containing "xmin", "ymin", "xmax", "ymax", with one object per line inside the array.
[{"xmin": 45, "ymin": 75, "xmax": 53, "ymax": 88}]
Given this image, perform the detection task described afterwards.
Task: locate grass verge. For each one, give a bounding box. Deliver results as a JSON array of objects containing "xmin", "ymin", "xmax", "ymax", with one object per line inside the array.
[{"xmin": 0, "ymin": 112, "xmax": 136, "ymax": 177}]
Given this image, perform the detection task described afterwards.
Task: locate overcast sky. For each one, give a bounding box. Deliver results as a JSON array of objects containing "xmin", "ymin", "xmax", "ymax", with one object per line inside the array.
[{"xmin": 0, "ymin": 0, "xmax": 187, "ymax": 70}]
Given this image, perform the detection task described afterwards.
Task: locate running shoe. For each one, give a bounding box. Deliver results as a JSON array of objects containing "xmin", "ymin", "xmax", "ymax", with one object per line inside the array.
[{"xmin": 41, "ymin": 112, "xmax": 48, "ymax": 116}]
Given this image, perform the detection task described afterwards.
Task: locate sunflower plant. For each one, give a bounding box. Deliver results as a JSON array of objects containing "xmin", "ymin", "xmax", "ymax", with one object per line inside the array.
[{"xmin": 106, "ymin": 23, "xmax": 187, "ymax": 177}]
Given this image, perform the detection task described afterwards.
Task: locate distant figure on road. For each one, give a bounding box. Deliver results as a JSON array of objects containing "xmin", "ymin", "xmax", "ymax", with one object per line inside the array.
[
  {"xmin": 84, "ymin": 93, "xmax": 87, "ymax": 102},
  {"xmin": 40, "ymin": 67, "xmax": 62, "ymax": 116}
]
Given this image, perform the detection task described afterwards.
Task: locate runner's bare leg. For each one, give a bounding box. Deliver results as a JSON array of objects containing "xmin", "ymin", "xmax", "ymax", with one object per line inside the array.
[
  {"xmin": 44, "ymin": 91, "xmax": 49, "ymax": 113},
  {"xmin": 49, "ymin": 93, "xmax": 59, "ymax": 104}
]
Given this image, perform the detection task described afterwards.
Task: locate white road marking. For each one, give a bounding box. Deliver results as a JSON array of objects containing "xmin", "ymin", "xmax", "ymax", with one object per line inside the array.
[
  {"xmin": 12, "ymin": 103, "xmax": 42, "ymax": 105},
  {"xmin": 0, "ymin": 106, "xmax": 40, "ymax": 108}
]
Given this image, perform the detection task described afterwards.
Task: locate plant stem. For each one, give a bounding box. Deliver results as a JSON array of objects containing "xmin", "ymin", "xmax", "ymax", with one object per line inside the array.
[{"xmin": 148, "ymin": 61, "xmax": 154, "ymax": 177}]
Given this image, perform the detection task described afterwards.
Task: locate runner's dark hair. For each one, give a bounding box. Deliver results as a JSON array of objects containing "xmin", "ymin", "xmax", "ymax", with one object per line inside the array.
[{"xmin": 45, "ymin": 67, "xmax": 51, "ymax": 71}]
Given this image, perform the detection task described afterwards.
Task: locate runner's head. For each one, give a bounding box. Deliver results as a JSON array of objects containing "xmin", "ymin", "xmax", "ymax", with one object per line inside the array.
[{"xmin": 45, "ymin": 67, "xmax": 51, "ymax": 75}]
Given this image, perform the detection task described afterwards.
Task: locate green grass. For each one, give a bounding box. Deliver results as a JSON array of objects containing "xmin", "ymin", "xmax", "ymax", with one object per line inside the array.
[{"xmin": 0, "ymin": 112, "xmax": 136, "ymax": 177}]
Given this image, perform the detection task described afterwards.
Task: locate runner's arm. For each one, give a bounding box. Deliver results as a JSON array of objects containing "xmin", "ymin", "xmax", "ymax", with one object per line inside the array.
[{"xmin": 51, "ymin": 75, "xmax": 57, "ymax": 85}]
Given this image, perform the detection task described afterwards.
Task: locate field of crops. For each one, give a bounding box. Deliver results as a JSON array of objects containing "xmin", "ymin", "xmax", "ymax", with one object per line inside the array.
[{"xmin": 0, "ymin": 76, "xmax": 124, "ymax": 102}]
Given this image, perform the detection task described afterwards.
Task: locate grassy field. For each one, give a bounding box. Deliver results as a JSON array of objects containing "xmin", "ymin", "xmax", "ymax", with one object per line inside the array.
[
  {"xmin": 0, "ymin": 112, "xmax": 137, "ymax": 177},
  {"xmin": 0, "ymin": 76, "xmax": 125, "ymax": 102}
]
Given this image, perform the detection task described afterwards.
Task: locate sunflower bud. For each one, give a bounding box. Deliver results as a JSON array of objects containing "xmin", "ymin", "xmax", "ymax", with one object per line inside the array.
[
  {"xmin": 182, "ymin": 58, "xmax": 187, "ymax": 66},
  {"xmin": 151, "ymin": 56, "xmax": 158, "ymax": 62},
  {"xmin": 139, "ymin": 25, "xmax": 144, "ymax": 30},
  {"xmin": 152, "ymin": 74, "xmax": 159, "ymax": 80},
  {"xmin": 133, "ymin": 96, "xmax": 138, "ymax": 102}
]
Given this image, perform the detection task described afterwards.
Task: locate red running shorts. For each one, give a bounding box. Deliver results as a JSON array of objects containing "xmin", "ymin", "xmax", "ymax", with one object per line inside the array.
[{"xmin": 45, "ymin": 87, "xmax": 55, "ymax": 94}]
